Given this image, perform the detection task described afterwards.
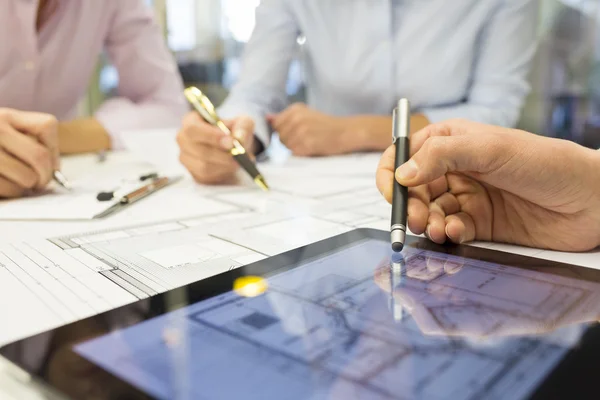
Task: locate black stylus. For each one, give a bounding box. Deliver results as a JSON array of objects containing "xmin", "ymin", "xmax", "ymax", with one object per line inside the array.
[{"xmin": 391, "ymin": 99, "xmax": 410, "ymax": 252}]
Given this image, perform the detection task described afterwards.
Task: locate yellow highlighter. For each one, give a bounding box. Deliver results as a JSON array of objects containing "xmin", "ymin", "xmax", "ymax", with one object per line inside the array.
[{"xmin": 184, "ymin": 87, "xmax": 269, "ymax": 191}]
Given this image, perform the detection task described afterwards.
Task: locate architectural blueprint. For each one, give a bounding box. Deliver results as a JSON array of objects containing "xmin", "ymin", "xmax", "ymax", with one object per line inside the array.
[{"xmin": 0, "ymin": 153, "xmax": 390, "ymax": 346}]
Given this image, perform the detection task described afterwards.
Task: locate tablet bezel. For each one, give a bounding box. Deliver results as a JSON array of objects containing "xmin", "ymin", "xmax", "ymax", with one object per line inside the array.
[{"xmin": 1, "ymin": 228, "xmax": 599, "ymax": 400}]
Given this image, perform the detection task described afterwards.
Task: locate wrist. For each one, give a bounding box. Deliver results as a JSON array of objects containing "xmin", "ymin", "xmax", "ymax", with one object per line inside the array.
[
  {"xmin": 587, "ymin": 149, "xmax": 600, "ymax": 247},
  {"xmin": 340, "ymin": 115, "xmax": 400, "ymax": 152},
  {"xmin": 338, "ymin": 116, "xmax": 373, "ymax": 152}
]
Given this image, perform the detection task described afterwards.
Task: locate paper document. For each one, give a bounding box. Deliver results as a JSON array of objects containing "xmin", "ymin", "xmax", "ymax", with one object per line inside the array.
[
  {"xmin": 0, "ymin": 161, "xmax": 179, "ymax": 221},
  {"xmin": 0, "ymin": 239, "xmax": 138, "ymax": 347},
  {"xmin": 0, "ymin": 212, "xmax": 265, "ymax": 347},
  {"xmin": 119, "ymin": 128, "xmax": 185, "ymax": 174}
]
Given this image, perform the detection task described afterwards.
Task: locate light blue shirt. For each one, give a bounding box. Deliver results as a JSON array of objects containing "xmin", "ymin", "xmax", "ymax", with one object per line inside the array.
[{"xmin": 219, "ymin": 0, "xmax": 539, "ymax": 146}]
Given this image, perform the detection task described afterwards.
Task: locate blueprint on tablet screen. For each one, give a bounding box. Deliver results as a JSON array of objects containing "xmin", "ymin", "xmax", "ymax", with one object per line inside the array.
[{"xmin": 75, "ymin": 240, "xmax": 599, "ymax": 400}]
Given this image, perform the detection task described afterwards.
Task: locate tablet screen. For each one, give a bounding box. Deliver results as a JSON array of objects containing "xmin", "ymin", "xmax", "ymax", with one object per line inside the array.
[{"xmin": 74, "ymin": 238, "xmax": 600, "ymax": 400}]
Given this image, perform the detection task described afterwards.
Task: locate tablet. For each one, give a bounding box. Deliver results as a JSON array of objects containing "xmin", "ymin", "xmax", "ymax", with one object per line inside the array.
[{"xmin": 2, "ymin": 229, "xmax": 600, "ymax": 400}]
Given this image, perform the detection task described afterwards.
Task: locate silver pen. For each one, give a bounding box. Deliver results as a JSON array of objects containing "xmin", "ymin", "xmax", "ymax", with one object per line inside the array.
[{"xmin": 53, "ymin": 170, "xmax": 72, "ymax": 190}]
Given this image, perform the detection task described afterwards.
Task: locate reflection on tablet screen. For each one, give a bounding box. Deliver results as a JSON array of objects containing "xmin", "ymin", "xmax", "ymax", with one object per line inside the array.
[{"xmin": 75, "ymin": 239, "xmax": 600, "ymax": 400}]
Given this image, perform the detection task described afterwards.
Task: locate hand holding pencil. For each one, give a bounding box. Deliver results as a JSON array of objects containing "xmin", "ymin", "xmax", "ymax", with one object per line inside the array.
[{"xmin": 0, "ymin": 108, "xmax": 69, "ymax": 198}]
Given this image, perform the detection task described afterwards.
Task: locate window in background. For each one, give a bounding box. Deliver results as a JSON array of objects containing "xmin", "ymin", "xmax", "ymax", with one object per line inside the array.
[
  {"xmin": 220, "ymin": 0, "xmax": 304, "ymax": 99},
  {"xmin": 219, "ymin": 0, "xmax": 260, "ymax": 90},
  {"xmin": 519, "ymin": 0, "xmax": 600, "ymax": 148},
  {"xmin": 222, "ymin": 0, "xmax": 260, "ymax": 43},
  {"xmin": 166, "ymin": 0, "xmax": 197, "ymax": 52},
  {"xmin": 548, "ymin": 0, "xmax": 600, "ymax": 148},
  {"xmin": 90, "ymin": 0, "xmax": 303, "ymax": 112}
]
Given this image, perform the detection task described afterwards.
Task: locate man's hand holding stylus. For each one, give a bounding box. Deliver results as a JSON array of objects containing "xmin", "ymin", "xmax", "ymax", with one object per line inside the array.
[{"xmin": 376, "ymin": 119, "xmax": 600, "ymax": 252}]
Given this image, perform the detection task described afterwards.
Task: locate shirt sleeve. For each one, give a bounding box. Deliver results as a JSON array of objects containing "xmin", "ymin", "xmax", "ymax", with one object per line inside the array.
[
  {"xmin": 95, "ymin": 0, "xmax": 188, "ymax": 149},
  {"xmin": 217, "ymin": 0, "xmax": 299, "ymax": 147},
  {"xmin": 421, "ymin": 0, "xmax": 539, "ymax": 128}
]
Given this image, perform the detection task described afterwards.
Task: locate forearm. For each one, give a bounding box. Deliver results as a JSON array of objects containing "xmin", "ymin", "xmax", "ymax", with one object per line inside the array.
[
  {"xmin": 342, "ymin": 114, "xmax": 430, "ymax": 152},
  {"xmin": 59, "ymin": 118, "xmax": 111, "ymax": 154}
]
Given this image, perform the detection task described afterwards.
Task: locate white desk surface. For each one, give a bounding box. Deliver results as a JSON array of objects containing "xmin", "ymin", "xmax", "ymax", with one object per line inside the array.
[{"xmin": 0, "ymin": 129, "xmax": 598, "ymax": 399}]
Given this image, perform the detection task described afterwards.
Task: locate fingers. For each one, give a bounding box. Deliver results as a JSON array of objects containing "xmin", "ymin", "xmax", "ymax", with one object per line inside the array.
[
  {"xmin": 0, "ymin": 150, "xmax": 38, "ymax": 191},
  {"xmin": 426, "ymin": 192, "xmax": 463, "ymax": 244},
  {"xmin": 408, "ymin": 121, "xmax": 455, "ymax": 157},
  {"xmin": 395, "ymin": 136, "xmax": 477, "ymax": 187},
  {"xmin": 180, "ymin": 141, "xmax": 238, "ymax": 169},
  {"xmin": 427, "ymin": 209, "xmax": 447, "ymax": 244},
  {"xmin": 0, "ymin": 175, "xmax": 27, "ymax": 198},
  {"xmin": 376, "ymin": 145, "xmax": 396, "ymax": 203},
  {"xmin": 431, "ymin": 192, "xmax": 461, "ymax": 217},
  {"xmin": 445, "ymin": 212, "xmax": 477, "ymax": 244},
  {"xmin": 396, "ymin": 121, "xmax": 516, "ymax": 189},
  {"xmin": 428, "ymin": 176, "xmax": 449, "ymax": 200},
  {"xmin": 223, "ymin": 115, "xmax": 255, "ymax": 149},
  {"xmin": 377, "ymin": 145, "xmax": 438, "ymax": 236},
  {"xmin": 407, "ymin": 196, "xmax": 429, "ymax": 235},
  {"xmin": 177, "ymin": 140, "xmax": 238, "ymax": 184},
  {"xmin": 0, "ymin": 126, "xmax": 53, "ymax": 188},
  {"xmin": 396, "ymin": 136, "xmax": 456, "ymax": 188},
  {"xmin": 404, "ymin": 178, "xmax": 441, "ymax": 236},
  {"xmin": 4, "ymin": 109, "xmax": 59, "ymax": 169},
  {"xmin": 269, "ymin": 104, "xmax": 303, "ymax": 135},
  {"xmin": 178, "ymin": 112, "xmax": 259, "ymax": 185},
  {"xmin": 180, "ymin": 112, "xmax": 231, "ymax": 149},
  {"xmin": 269, "ymin": 104, "xmax": 307, "ymax": 146},
  {"xmin": 407, "ymin": 118, "xmax": 513, "ymax": 157}
]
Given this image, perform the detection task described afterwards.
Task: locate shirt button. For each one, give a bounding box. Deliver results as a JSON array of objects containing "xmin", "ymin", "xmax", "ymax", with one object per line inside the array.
[{"xmin": 24, "ymin": 62, "xmax": 35, "ymax": 71}]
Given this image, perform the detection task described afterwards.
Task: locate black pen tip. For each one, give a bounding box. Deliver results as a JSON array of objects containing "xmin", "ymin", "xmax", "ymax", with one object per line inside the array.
[{"xmin": 392, "ymin": 242, "xmax": 404, "ymax": 253}]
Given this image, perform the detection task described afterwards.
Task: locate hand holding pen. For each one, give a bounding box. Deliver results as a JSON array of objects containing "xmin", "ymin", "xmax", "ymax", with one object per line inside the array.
[
  {"xmin": 0, "ymin": 108, "xmax": 70, "ymax": 198},
  {"xmin": 179, "ymin": 87, "xmax": 269, "ymax": 190}
]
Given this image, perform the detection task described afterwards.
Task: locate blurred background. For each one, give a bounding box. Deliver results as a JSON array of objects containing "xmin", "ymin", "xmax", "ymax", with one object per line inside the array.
[{"xmin": 81, "ymin": 0, "xmax": 600, "ymax": 148}]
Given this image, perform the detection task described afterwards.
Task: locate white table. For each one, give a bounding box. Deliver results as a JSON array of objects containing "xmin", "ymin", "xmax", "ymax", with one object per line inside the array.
[{"xmin": 0, "ymin": 131, "xmax": 598, "ymax": 399}]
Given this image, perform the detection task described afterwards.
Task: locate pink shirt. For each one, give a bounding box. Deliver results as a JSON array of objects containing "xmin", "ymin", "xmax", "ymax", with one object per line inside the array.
[{"xmin": 0, "ymin": 0, "xmax": 187, "ymax": 147}]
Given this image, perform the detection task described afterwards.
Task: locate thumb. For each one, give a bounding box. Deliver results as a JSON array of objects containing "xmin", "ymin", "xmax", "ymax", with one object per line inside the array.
[
  {"xmin": 395, "ymin": 135, "xmax": 510, "ymax": 187},
  {"xmin": 231, "ymin": 115, "xmax": 255, "ymax": 147},
  {"xmin": 9, "ymin": 109, "xmax": 59, "ymax": 169}
]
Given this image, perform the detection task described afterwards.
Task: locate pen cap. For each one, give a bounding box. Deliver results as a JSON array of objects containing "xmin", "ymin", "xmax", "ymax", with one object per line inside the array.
[{"xmin": 393, "ymin": 99, "xmax": 411, "ymax": 140}]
